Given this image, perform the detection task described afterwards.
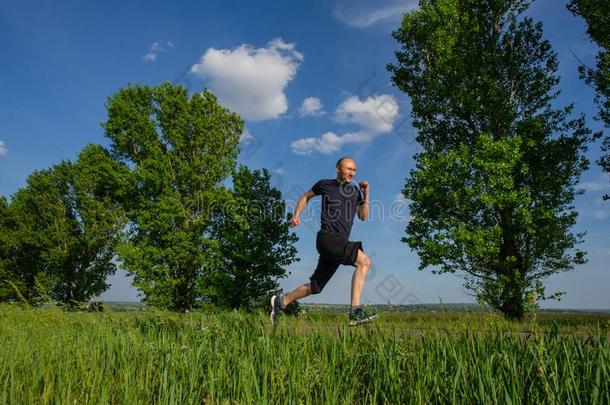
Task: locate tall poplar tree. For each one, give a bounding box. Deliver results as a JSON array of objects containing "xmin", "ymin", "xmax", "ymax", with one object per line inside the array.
[{"xmin": 388, "ymin": 0, "xmax": 594, "ymax": 319}]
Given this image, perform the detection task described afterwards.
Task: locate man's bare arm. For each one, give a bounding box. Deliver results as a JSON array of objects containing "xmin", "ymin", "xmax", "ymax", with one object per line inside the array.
[
  {"xmin": 357, "ymin": 181, "xmax": 369, "ymax": 221},
  {"xmin": 290, "ymin": 190, "xmax": 316, "ymax": 228}
]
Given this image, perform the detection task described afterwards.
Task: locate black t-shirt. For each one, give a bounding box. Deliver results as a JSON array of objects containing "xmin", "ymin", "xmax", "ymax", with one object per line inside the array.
[{"xmin": 311, "ymin": 179, "xmax": 364, "ymax": 239}]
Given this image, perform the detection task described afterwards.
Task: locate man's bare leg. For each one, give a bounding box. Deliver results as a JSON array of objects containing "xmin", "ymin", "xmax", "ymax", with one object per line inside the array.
[
  {"xmin": 271, "ymin": 283, "xmax": 312, "ymax": 325},
  {"xmin": 282, "ymin": 283, "xmax": 312, "ymax": 307},
  {"xmin": 350, "ymin": 249, "xmax": 371, "ymax": 307}
]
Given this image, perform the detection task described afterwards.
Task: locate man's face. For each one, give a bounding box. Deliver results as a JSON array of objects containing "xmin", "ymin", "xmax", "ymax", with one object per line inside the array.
[{"xmin": 336, "ymin": 159, "xmax": 356, "ymax": 183}]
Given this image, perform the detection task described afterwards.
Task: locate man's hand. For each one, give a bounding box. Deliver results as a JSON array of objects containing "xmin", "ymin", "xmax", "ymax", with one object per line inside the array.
[
  {"xmin": 358, "ymin": 180, "xmax": 369, "ymax": 196},
  {"xmin": 289, "ymin": 215, "xmax": 302, "ymax": 228},
  {"xmin": 357, "ymin": 181, "xmax": 369, "ymax": 221},
  {"xmin": 290, "ymin": 190, "xmax": 315, "ymax": 229}
]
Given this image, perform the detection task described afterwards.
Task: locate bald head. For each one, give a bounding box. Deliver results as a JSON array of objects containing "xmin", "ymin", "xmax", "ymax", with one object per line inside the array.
[
  {"xmin": 335, "ymin": 156, "xmax": 356, "ymax": 183},
  {"xmin": 336, "ymin": 156, "xmax": 355, "ymax": 168}
]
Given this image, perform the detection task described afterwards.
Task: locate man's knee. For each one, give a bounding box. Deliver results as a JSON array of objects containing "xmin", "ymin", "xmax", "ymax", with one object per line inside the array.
[
  {"xmin": 356, "ymin": 250, "xmax": 371, "ymax": 268},
  {"xmin": 309, "ymin": 280, "xmax": 323, "ymax": 294}
]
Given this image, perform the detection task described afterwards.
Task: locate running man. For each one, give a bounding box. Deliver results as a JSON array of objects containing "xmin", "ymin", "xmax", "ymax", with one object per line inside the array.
[{"xmin": 270, "ymin": 157, "xmax": 377, "ymax": 326}]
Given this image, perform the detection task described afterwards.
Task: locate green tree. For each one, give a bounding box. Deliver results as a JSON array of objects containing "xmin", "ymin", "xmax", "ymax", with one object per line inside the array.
[
  {"xmin": 3, "ymin": 144, "xmax": 128, "ymax": 305},
  {"xmin": 388, "ymin": 0, "xmax": 594, "ymax": 320},
  {"xmin": 567, "ymin": 0, "xmax": 610, "ymax": 199},
  {"xmin": 0, "ymin": 196, "xmax": 18, "ymax": 300},
  {"xmin": 0, "ymin": 194, "xmax": 48, "ymax": 304},
  {"xmin": 103, "ymin": 83, "xmax": 243, "ymax": 311},
  {"xmin": 208, "ymin": 166, "xmax": 299, "ymax": 310}
]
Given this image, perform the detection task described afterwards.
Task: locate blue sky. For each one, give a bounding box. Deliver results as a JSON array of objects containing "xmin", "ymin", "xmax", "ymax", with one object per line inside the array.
[{"xmin": 1, "ymin": 0, "xmax": 608, "ymax": 309}]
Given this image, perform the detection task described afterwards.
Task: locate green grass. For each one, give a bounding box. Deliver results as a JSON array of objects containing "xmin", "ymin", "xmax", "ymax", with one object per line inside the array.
[{"xmin": 1, "ymin": 305, "xmax": 608, "ymax": 404}]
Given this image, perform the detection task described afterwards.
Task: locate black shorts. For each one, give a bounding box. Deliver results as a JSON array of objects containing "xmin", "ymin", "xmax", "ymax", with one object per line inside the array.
[{"xmin": 309, "ymin": 229, "xmax": 363, "ymax": 293}]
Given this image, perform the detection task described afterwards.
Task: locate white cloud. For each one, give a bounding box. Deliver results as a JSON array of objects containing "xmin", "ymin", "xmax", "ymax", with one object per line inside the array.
[
  {"xmin": 335, "ymin": 95, "xmax": 399, "ymax": 133},
  {"xmin": 292, "ymin": 132, "xmax": 344, "ymax": 155},
  {"xmin": 143, "ymin": 41, "xmax": 174, "ymax": 62},
  {"xmin": 191, "ymin": 38, "xmax": 303, "ymax": 121},
  {"xmin": 299, "ymin": 97, "xmax": 325, "ymax": 116},
  {"xmin": 334, "ymin": 0, "xmax": 418, "ymax": 28},
  {"xmin": 0, "ymin": 140, "xmax": 6, "ymax": 156},
  {"xmin": 592, "ymin": 210, "xmax": 609, "ymax": 220},
  {"xmin": 291, "ymin": 95, "xmax": 399, "ymax": 155}
]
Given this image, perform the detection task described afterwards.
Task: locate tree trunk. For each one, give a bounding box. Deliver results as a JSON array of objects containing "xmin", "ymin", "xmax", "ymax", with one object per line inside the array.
[
  {"xmin": 501, "ymin": 290, "xmax": 525, "ymax": 321},
  {"xmin": 498, "ymin": 208, "xmax": 526, "ymax": 321}
]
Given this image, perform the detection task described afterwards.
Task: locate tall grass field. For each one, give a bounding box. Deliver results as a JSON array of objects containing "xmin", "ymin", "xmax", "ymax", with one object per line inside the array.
[{"xmin": 1, "ymin": 305, "xmax": 608, "ymax": 404}]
